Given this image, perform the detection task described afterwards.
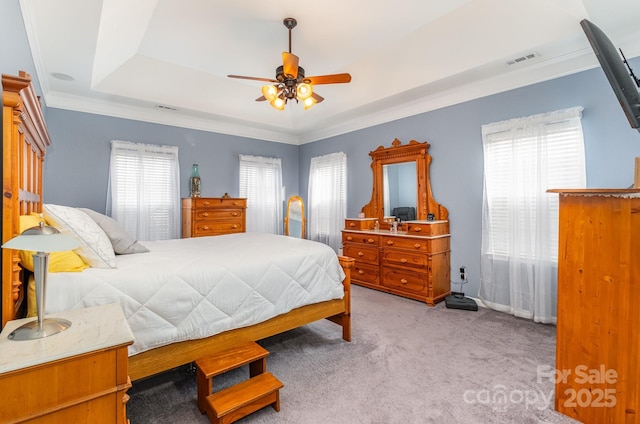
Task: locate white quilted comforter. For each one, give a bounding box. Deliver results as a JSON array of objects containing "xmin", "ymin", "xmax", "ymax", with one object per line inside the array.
[{"xmin": 45, "ymin": 232, "xmax": 346, "ymax": 356}]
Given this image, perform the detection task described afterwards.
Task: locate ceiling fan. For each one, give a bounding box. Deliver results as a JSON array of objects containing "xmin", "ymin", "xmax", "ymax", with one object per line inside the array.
[{"xmin": 227, "ymin": 17, "xmax": 352, "ymax": 110}]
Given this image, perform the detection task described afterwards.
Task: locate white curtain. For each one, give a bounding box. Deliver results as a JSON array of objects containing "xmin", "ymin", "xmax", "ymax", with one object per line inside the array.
[
  {"xmin": 108, "ymin": 140, "xmax": 181, "ymax": 241},
  {"xmin": 307, "ymin": 152, "xmax": 347, "ymax": 252},
  {"xmin": 479, "ymin": 107, "xmax": 586, "ymax": 324},
  {"xmin": 239, "ymin": 154, "xmax": 283, "ymax": 234}
]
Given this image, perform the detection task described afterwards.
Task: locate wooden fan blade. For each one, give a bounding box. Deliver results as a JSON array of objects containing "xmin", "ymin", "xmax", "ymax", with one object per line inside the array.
[
  {"xmin": 311, "ymin": 92, "xmax": 324, "ymax": 103},
  {"xmin": 305, "ymin": 73, "xmax": 352, "ymax": 85},
  {"xmin": 282, "ymin": 52, "xmax": 299, "ymax": 79},
  {"xmin": 255, "ymin": 96, "xmax": 267, "ymax": 102},
  {"xmin": 228, "ymin": 75, "xmax": 278, "ymax": 83}
]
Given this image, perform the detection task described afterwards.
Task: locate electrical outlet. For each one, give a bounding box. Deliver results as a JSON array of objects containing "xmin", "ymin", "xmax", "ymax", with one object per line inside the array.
[{"xmin": 459, "ymin": 266, "xmax": 466, "ymax": 281}]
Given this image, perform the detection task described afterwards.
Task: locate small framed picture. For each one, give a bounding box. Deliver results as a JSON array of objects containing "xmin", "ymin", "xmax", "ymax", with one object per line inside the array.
[{"xmin": 427, "ymin": 213, "xmax": 435, "ymax": 221}]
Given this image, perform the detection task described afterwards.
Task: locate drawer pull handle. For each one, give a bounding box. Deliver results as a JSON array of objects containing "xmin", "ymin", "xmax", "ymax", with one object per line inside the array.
[
  {"xmin": 347, "ymin": 236, "xmax": 353, "ymax": 241},
  {"xmin": 413, "ymin": 227, "xmax": 421, "ymax": 232},
  {"xmin": 367, "ymin": 238, "xmax": 375, "ymax": 243},
  {"xmin": 357, "ymin": 251, "xmax": 365, "ymax": 257},
  {"xmin": 203, "ymin": 201, "xmax": 211, "ymax": 206},
  {"xmin": 349, "ymin": 222, "xmax": 356, "ymax": 227},
  {"xmin": 414, "ymin": 243, "xmax": 422, "ymax": 249},
  {"xmin": 386, "ymin": 240, "xmax": 394, "ymax": 245},
  {"xmin": 201, "ymin": 226, "xmax": 209, "ymax": 230},
  {"xmin": 231, "ymin": 212, "xmax": 239, "ymax": 216},
  {"xmin": 231, "ymin": 224, "xmax": 238, "ymax": 229},
  {"xmin": 400, "ymin": 278, "xmax": 408, "ymax": 284},
  {"xmin": 202, "ymin": 212, "xmax": 209, "ymax": 217},
  {"xmin": 400, "ymin": 258, "xmax": 407, "ymax": 263},
  {"xmin": 358, "ymin": 270, "xmax": 365, "ymax": 275}
]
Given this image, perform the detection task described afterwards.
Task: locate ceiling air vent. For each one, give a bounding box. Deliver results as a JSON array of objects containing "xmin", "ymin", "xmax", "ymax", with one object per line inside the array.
[
  {"xmin": 156, "ymin": 104, "xmax": 177, "ymax": 111},
  {"xmin": 506, "ymin": 52, "xmax": 540, "ymax": 66}
]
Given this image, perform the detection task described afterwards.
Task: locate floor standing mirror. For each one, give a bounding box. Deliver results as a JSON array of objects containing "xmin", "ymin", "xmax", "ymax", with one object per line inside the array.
[{"xmin": 284, "ymin": 195, "xmax": 305, "ymax": 238}]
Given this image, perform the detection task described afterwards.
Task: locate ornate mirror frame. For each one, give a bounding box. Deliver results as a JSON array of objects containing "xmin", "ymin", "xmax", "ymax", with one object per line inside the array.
[
  {"xmin": 284, "ymin": 195, "xmax": 306, "ymax": 238},
  {"xmin": 361, "ymin": 138, "xmax": 448, "ymax": 224}
]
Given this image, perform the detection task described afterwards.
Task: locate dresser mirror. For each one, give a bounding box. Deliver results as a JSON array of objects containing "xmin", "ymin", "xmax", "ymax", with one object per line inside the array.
[
  {"xmin": 284, "ymin": 195, "xmax": 305, "ymax": 238},
  {"xmin": 361, "ymin": 138, "xmax": 448, "ymax": 225},
  {"xmin": 383, "ymin": 162, "xmax": 417, "ymax": 221}
]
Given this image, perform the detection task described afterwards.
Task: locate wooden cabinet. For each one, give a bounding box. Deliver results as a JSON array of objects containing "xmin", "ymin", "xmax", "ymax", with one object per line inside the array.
[
  {"xmin": 552, "ymin": 189, "xmax": 640, "ymax": 423},
  {"xmin": 0, "ymin": 304, "xmax": 134, "ymax": 423},
  {"xmin": 342, "ymin": 220, "xmax": 450, "ymax": 305},
  {"xmin": 182, "ymin": 197, "xmax": 247, "ymax": 238}
]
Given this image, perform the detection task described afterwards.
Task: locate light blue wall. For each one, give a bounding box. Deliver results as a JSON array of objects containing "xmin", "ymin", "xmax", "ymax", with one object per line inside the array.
[
  {"xmin": 0, "ymin": 1, "xmax": 42, "ymax": 100},
  {"xmin": 299, "ymin": 61, "xmax": 640, "ymax": 296},
  {"xmin": 4, "ymin": 0, "xmax": 640, "ymax": 299},
  {"xmin": 42, "ymin": 109, "xmax": 300, "ymax": 213}
]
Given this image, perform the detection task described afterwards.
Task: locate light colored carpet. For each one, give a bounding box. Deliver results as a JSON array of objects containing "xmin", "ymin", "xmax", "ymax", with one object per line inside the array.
[{"xmin": 127, "ymin": 285, "xmax": 580, "ymax": 424}]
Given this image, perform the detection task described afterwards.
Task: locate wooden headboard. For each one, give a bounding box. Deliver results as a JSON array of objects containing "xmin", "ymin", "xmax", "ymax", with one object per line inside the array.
[{"xmin": 2, "ymin": 71, "xmax": 51, "ymax": 327}]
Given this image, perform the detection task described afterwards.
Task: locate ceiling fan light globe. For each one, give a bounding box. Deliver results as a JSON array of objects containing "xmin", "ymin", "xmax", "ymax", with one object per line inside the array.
[
  {"xmin": 271, "ymin": 97, "xmax": 286, "ymax": 110},
  {"xmin": 303, "ymin": 96, "xmax": 317, "ymax": 110},
  {"xmin": 296, "ymin": 83, "xmax": 313, "ymax": 100},
  {"xmin": 261, "ymin": 85, "xmax": 278, "ymax": 101}
]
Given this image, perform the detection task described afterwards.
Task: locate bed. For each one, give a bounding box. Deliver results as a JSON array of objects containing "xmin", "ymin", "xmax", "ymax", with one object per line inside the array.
[{"xmin": 1, "ymin": 71, "xmax": 354, "ymax": 381}]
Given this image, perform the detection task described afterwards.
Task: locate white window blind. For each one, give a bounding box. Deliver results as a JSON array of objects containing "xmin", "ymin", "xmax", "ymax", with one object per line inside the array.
[
  {"xmin": 479, "ymin": 107, "xmax": 586, "ymax": 323},
  {"xmin": 481, "ymin": 107, "xmax": 586, "ymax": 260},
  {"xmin": 307, "ymin": 152, "xmax": 347, "ymax": 252},
  {"xmin": 108, "ymin": 140, "xmax": 181, "ymax": 241},
  {"xmin": 239, "ymin": 154, "xmax": 283, "ymax": 234}
]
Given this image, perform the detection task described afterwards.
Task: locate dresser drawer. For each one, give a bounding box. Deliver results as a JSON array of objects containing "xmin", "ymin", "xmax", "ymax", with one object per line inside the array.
[
  {"xmin": 381, "ymin": 249, "xmax": 428, "ymax": 269},
  {"xmin": 195, "ymin": 209, "xmax": 244, "ymax": 221},
  {"xmin": 342, "ymin": 232, "xmax": 379, "ymax": 246},
  {"xmin": 193, "ymin": 220, "xmax": 244, "ymax": 236},
  {"xmin": 345, "ymin": 218, "xmax": 377, "ymax": 231},
  {"xmin": 195, "ymin": 198, "xmax": 247, "ymax": 209},
  {"xmin": 381, "ymin": 266, "xmax": 428, "ymax": 295},
  {"xmin": 352, "ymin": 262, "xmax": 380, "ymax": 286},
  {"xmin": 343, "ymin": 244, "xmax": 379, "ymax": 265},
  {"xmin": 381, "ymin": 235, "xmax": 450, "ymax": 252},
  {"xmin": 405, "ymin": 220, "xmax": 449, "ymax": 236}
]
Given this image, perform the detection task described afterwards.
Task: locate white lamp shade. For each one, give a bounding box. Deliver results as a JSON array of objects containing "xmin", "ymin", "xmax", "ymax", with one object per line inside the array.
[{"xmin": 2, "ymin": 227, "xmax": 79, "ymax": 253}]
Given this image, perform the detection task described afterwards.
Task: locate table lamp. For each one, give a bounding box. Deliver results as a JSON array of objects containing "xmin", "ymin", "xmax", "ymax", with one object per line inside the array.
[{"xmin": 2, "ymin": 222, "xmax": 79, "ymax": 340}]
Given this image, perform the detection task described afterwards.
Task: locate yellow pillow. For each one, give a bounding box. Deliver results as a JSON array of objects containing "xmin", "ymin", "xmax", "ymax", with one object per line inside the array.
[
  {"xmin": 18, "ymin": 214, "xmax": 89, "ymax": 272},
  {"xmin": 27, "ymin": 275, "xmax": 36, "ymax": 318}
]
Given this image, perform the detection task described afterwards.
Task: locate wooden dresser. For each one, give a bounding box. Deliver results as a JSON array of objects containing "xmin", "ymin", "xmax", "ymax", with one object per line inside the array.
[
  {"xmin": 0, "ymin": 304, "xmax": 134, "ymax": 423},
  {"xmin": 343, "ymin": 220, "xmax": 450, "ymax": 305},
  {"xmin": 345, "ymin": 138, "xmax": 451, "ymax": 305},
  {"xmin": 551, "ymin": 189, "xmax": 640, "ymax": 423},
  {"xmin": 182, "ymin": 197, "xmax": 247, "ymax": 237}
]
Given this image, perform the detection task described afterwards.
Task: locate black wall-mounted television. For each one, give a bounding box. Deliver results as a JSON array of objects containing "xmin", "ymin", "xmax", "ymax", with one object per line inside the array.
[{"xmin": 581, "ymin": 19, "xmax": 640, "ymax": 131}]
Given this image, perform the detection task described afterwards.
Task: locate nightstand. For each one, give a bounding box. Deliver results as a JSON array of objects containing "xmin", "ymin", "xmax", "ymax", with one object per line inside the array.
[{"xmin": 0, "ymin": 303, "xmax": 134, "ymax": 423}]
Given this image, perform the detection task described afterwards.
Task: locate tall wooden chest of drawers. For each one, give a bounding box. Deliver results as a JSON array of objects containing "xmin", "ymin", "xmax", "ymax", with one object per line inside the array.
[
  {"xmin": 342, "ymin": 220, "xmax": 451, "ymax": 305},
  {"xmin": 182, "ymin": 197, "xmax": 247, "ymax": 238},
  {"xmin": 551, "ymin": 189, "xmax": 640, "ymax": 423}
]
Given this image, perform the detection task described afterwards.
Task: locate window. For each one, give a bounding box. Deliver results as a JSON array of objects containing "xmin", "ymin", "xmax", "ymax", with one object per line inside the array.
[
  {"xmin": 479, "ymin": 107, "xmax": 586, "ymax": 323},
  {"xmin": 108, "ymin": 140, "xmax": 180, "ymax": 241},
  {"xmin": 239, "ymin": 154, "xmax": 283, "ymax": 234},
  {"xmin": 307, "ymin": 152, "xmax": 347, "ymax": 252}
]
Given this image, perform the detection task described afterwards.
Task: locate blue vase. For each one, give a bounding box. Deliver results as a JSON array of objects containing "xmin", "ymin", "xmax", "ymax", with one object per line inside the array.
[{"xmin": 190, "ymin": 164, "xmax": 201, "ymax": 197}]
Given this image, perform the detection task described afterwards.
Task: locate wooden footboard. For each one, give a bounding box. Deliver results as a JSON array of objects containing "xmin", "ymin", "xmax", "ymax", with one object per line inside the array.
[{"xmin": 129, "ymin": 256, "xmax": 353, "ymax": 381}]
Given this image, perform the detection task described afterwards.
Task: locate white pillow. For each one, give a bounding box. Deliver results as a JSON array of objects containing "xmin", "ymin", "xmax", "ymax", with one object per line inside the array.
[
  {"xmin": 43, "ymin": 204, "xmax": 117, "ymax": 269},
  {"xmin": 78, "ymin": 208, "xmax": 149, "ymax": 255}
]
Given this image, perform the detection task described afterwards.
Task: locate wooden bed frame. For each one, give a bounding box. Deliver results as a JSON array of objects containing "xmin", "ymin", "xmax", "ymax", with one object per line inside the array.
[{"xmin": 1, "ymin": 71, "xmax": 354, "ymax": 381}]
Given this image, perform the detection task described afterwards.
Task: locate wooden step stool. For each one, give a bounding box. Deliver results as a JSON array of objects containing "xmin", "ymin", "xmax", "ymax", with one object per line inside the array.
[{"xmin": 194, "ymin": 341, "xmax": 283, "ymax": 424}]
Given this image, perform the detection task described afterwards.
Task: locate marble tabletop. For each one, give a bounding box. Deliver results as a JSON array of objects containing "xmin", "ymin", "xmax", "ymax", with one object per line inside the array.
[{"xmin": 0, "ymin": 303, "xmax": 134, "ymax": 374}]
